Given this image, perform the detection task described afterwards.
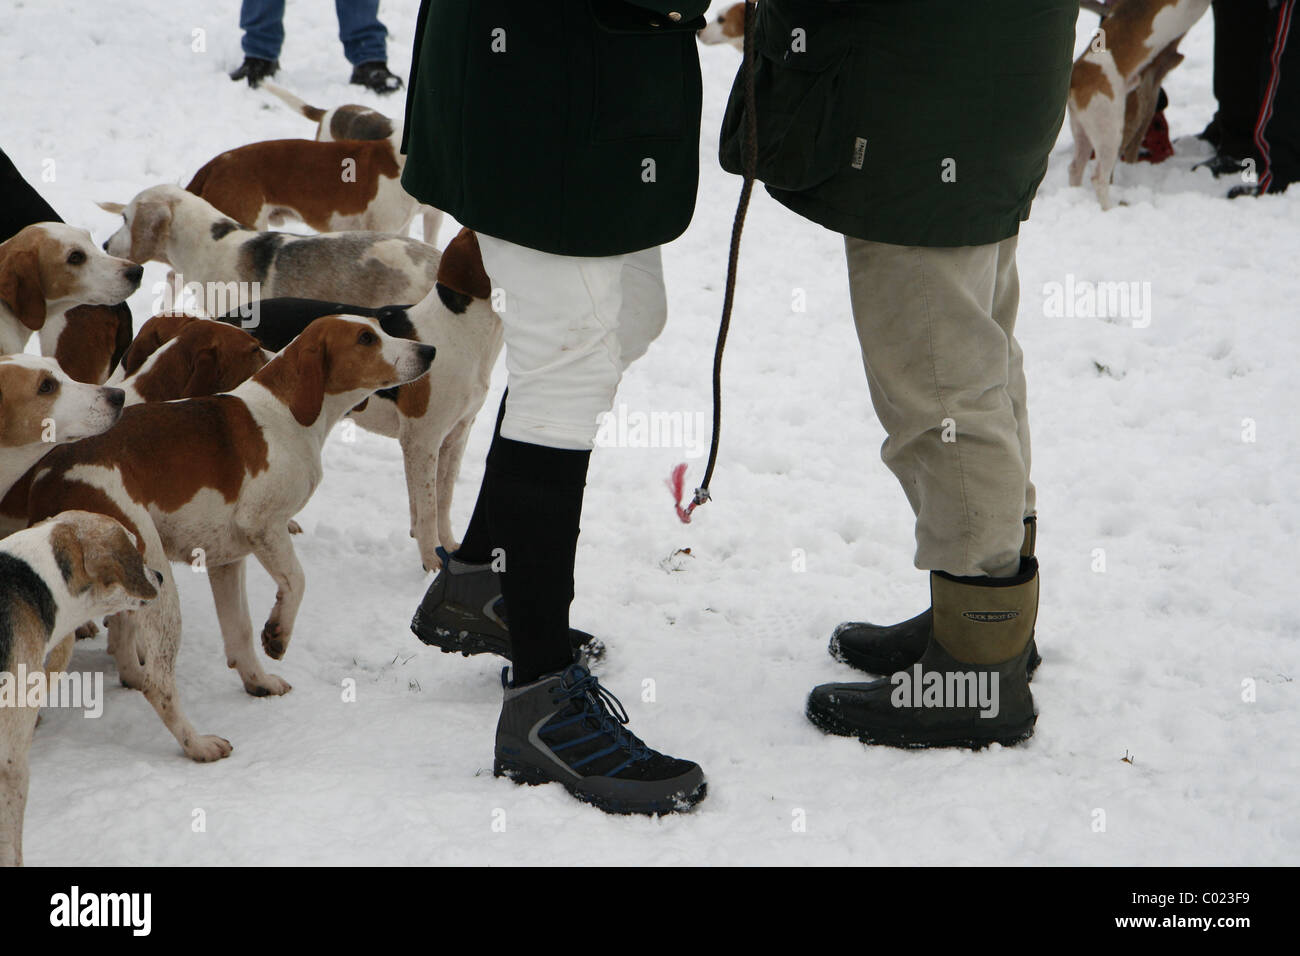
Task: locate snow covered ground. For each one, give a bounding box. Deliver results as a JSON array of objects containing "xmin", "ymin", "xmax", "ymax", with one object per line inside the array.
[{"xmin": 4, "ymin": 1, "xmax": 1296, "ymax": 865}]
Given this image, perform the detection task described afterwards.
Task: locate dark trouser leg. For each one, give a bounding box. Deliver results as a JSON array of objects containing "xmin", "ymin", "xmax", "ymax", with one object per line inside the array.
[
  {"xmin": 485, "ymin": 437, "xmax": 590, "ymax": 685},
  {"xmin": 453, "ymin": 391, "xmax": 507, "ymax": 564},
  {"xmin": 335, "ymin": 0, "xmax": 388, "ymax": 65},
  {"xmin": 1211, "ymin": 0, "xmax": 1272, "ymax": 158},
  {"xmin": 1258, "ymin": 0, "xmax": 1300, "ymax": 192},
  {"xmin": 239, "ymin": 0, "xmax": 286, "ymax": 61}
]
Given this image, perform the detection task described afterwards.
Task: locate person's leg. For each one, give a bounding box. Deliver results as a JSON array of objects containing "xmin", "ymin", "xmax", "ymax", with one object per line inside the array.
[
  {"xmin": 829, "ymin": 234, "xmax": 1042, "ymax": 678},
  {"xmin": 239, "ymin": 0, "xmax": 286, "ymax": 61},
  {"xmin": 411, "ymin": 247, "xmax": 667, "ymax": 659},
  {"xmin": 808, "ymin": 236, "xmax": 1038, "ymax": 749},
  {"xmin": 1206, "ymin": 0, "xmax": 1271, "ymax": 159},
  {"xmin": 451, "ymin": 391, "xmax": 506, "ymax": 565},
  {"xmin": 447, "ymin": 236, "xmax": 701, "ymax": 813},
  {"xmin": 1255, "ymin": 0, "xmax": 1300, "ymax": 193},
  {"xmin": 847, "ymin": 237, "xmax": 1026, "ymax": 578},
  {"xmin": 335, "ymin": 0, "xmax": 388, "ymax": 65},
  {"xmin": 989, "ymin": 235, "xmax": 1035, "ymax": 520}
]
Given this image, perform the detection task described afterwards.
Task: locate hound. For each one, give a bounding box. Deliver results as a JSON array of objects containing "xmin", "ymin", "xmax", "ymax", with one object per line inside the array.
[
  {"xmin": 0, "ymin": 354, "xmax": 125, "ymax": 527},
  {"xmin": 214, "ymin": 228, "xmax": 502, "ymax": 570},
  {"xmin": 260, "ymin": 81, "xmax": 443, "ymax": 241},
  {"xmin": 0, "ymin": 223, "xmax": 142, "ymax": 376},
  {"xmin": 698, "ymin": 2, "xmax": 746, "ymax": 48},
  {"xmin": 1067, "ymin": 0, "xmax": 1210, "ymax": 208},
  {"xmin": 27, "ymin": 317, "xmax": 436, "ymax": 760},
  {"xmin": 98, "ymin": 185, "xmax": 438, "ymax": 311},
  {"xmin": 1, "ymin": 511, "xmax": 162, "ymax": 866},
  {"xmin": 185, "ymin": 136, "xmax": 419, "ymax": 236}
]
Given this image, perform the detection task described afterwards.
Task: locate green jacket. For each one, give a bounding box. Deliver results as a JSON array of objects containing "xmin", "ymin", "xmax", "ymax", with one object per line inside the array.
[
  {"xmin": 401, "ymin": 0, "xmax": 709, "ymax": 257},
  {"xmin": 720, "ymin": 0, "xmax": 1078, "ymax": 247}
]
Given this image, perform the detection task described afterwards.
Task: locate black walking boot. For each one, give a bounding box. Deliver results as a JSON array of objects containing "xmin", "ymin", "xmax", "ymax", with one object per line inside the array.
[
  {"xmin": 229, "ymin": 56, "xmax": 278, "ymax": 87},
  {"xmin": 349, "ymin": 61, "xmax": 403, "ymax": 94},
  {"xmin": 410, "ymin": 547, "xmax": 603, "ymax": 661},
  {"xmin": 495, "ymin": 660, "xmax": 706, "ymax": 815},
  {"xmin": 830, "ymin": 517, "xmax": 1041, "ymax": 678},
  {"xmin": 807, "ymin": 557, "xmax": 1040, "ymax": 749}
]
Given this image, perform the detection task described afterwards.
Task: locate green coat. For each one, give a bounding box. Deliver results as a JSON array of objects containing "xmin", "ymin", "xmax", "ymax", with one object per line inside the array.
[
  {"xmin": 720, "ymin": 0, "xmax": 1078, "ymax": 247},
  {"xmin": 401, "ymin": 0, "xmax": 709, "ymax": 257}
]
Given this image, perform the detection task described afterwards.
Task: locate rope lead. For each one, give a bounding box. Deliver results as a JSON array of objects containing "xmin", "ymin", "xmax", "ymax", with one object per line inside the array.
[{"xmin": 669, "ymin": 0, "xmax": 758, "ymax": 524}]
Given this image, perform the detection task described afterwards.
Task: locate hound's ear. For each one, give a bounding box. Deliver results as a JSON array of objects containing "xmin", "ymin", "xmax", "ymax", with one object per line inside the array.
[
  {"xmin": 130, "ymin": 201, "xmax": 172, "ymax": 262},
  {"xmin": 182, "ymin": 346, "xmax": 223, "ymax": 398},
  {"xmin": 434, "ymin": 228, "xmax": 492, "ymax": 315},
  {"xmin": 120, "ymin": 313, "xmax": 195, "ymax": 376},
  {"xmin": 287, "ymin": 339, "xmax": 326, "ymax": 427},
  {"xmin": 49, "ymin": 521, "xmax": 90, "ymax": 594},
  {"xmin": 97, "ymin": 201, "xmax": 126, "ymax": 215},
  {"xmin": 0, "ymin": 248, "xmax": 47, "ymax": 330}
]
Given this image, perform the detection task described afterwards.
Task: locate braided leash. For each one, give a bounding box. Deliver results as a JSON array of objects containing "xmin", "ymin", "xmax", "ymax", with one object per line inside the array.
[{"xmin": 669, "ymin": 0, "xmax": 758, "ymax": 523}]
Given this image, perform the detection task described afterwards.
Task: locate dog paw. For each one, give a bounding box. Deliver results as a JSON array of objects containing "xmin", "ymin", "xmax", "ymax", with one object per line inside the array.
[
  {"xmin": 261, "ymin": 621, "xmax": 287, "ymax": 660},
  {"xmin": 186, "ymin": 734, "xmax": 234, "ymax": 762},
  {"xmin": 243, "ymin": 674, "xmax": 292, "ymax": 697},
  {"xmin": 75, "ymin": 621, "xmax": 100, "ymax": 640}
]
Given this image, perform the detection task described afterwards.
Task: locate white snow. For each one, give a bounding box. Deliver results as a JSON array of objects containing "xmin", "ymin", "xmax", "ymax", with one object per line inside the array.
[{"xmin": 4, "ymin": 1, "xmax": 1296, "ymax": 865}]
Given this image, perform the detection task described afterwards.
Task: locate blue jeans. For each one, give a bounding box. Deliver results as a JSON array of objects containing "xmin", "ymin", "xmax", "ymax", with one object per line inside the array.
[{"xmin": 240, "ymin": 0, "xmax": 388, "ymax": 65}]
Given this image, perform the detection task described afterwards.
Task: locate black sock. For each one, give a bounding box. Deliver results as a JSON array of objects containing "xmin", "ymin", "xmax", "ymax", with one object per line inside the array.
[
  {"xmin": 485, "ymin": 435, "xmax": 590, "ymax": 685},
  {"xmin": 452, "ymin": 391, "xmax": 507, "ymax": 565}
]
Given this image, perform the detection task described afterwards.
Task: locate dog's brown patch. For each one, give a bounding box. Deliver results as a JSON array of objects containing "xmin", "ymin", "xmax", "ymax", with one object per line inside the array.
[
  {"xmin": 1070, "ymin": 58, "xmax": 1114, "ymax": 110},
  {"xmin": 31, "ymin": 395, "xmax": 271, "ymax": 514},
  {"xmin": 128, "ymin": 320, "xmax": 266, "ymax": 402},
  {"xmin": 394, "ymin": 373, "xmax": 430, "ymax": 419},
  {"xmin": 186, "ymin": 138, "xmax": 402, "ymax": 231},
  {"xmin": 0, "ymin": 245, "xmax": 48, "ymax": 330},
  {"xmin": 119, "ymin": 312, "xmax": 199, "ymax": 377},
  {"xmin": 436, "ymin": 229, "xmax": 491, "ymax": 300},
  {"xmin": 0, "ymin": 362, "xmax": 61, "ymax": 447},
  {"xmin": 55, "ymin": 304, "xmax": 131, "ymax": 384}
]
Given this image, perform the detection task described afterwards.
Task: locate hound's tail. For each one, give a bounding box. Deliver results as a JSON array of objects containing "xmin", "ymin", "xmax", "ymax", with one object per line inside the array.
[{"xmin": 261, "ymin": 81, "xmax": 326, "ymax": 122}]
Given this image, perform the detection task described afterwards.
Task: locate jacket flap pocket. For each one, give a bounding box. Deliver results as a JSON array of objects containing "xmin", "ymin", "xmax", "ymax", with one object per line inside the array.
[{"xmin": 591, "ymin": 0, "xmax": 707, "ymax": 33}]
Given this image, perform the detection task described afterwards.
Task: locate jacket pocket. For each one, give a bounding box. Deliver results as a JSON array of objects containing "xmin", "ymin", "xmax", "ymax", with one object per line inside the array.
[
  {"xmin": 589, "ymin": 0, "xmax": 700, "ymax": 142},
  {"xmin": 719, "ymin": 0, "xmax": 851, "ymax": 192}
]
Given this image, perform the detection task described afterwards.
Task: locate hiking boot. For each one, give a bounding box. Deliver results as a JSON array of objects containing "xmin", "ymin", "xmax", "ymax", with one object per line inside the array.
[
  {"xmin": 1193, "ymin": 152, "xmax": 1253, "ymax": 179},
  {"xmin": 410, "ymin": 548, "xmax": 603, "ymax": 661},
  {"xmin": 808, "ymin": 557, "xmax": 1040, "ymax": 749},
  {"xmin": 494, "ymin": 661, "xmax": 706, "ymax": 815},
  {"xmin": 829, "ymin": 517, "xmax": 1040, "ymax": 679},
  {"xmin": 229, "ymin": 56, "xmax": 278, "ymax": 88},
  {"xmin": 350, "ymin": 61, "xmax": 403, "ymax": 95}
]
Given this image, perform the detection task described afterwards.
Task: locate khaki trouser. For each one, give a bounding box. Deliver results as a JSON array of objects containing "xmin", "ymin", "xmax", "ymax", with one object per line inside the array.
[{"xmin": 845, "ymin": 234, "xmax": 1035, "ymax": 578}]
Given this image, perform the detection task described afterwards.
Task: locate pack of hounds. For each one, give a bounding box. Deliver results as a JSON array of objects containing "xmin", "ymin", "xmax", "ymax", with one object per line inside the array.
[
  {"xmin": 0, "ymin": 0, "xmax": 1209, "ymax": 865},
  {"xmin": 0, "ymin": 82, "xmax": 500, "ymax": 866}
]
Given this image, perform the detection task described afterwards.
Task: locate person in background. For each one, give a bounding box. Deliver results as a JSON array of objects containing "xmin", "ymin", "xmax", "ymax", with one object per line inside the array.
[
  {"xmin": 717, "ymin": 0, "xmax": 1076, "ymax": 749},
  {"xmin": 229, "ymin": 0, "xmax": 403, "ymax": 94},
  {"xmin": 1198, "ymin": 0, "xmax": 1298, "ymax": 196},
  {"xmin": 399, "ymin": 1, "xmax": 709, "ymax": 816}
]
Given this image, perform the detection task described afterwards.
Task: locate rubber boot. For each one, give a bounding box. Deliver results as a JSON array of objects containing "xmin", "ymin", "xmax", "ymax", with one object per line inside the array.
[
  {"xmin": 829, "ymin": 517, "xmax": 1041, "ymax": 678},
  {"xmin": 807, "ymin": 557, "xmax": 1040, "ymax": 749}
]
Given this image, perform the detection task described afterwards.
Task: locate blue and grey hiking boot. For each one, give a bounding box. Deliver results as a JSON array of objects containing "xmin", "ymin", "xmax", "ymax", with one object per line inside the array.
[
  {"xmin": 494, "ymin": 661, "xmax": 707, "ymax": 815},
  {"xmin": 411, "ymin": 548, "xmax": 603, "ymax": 661}
]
